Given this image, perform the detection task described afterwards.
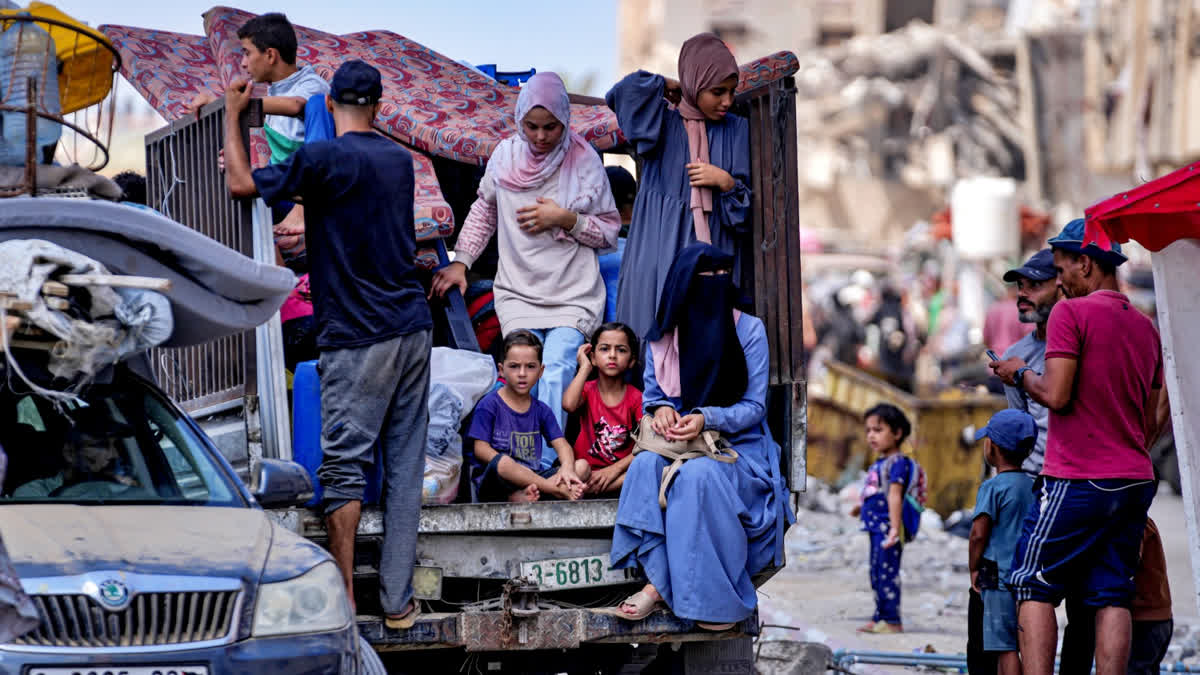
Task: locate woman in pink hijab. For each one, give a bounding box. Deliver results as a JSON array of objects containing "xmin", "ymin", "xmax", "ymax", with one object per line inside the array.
[
  {"xmin": 432, "ymin": 72, "xmax": 620, "ymax": 477},
  {"xmin": 605, "ymin": 33, "xmax": 751, "ymax": 341}
]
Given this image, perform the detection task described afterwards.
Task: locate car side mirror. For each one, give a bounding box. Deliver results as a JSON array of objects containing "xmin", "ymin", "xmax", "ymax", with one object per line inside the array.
[{"xmin": 251, "ymin": 459, "xmax": 315, "ymax": 508}]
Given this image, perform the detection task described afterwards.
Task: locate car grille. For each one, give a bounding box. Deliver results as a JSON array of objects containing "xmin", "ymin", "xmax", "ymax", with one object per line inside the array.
[{"xmin": 12, "ymin": 590, "xmax": 240, "ymax": 648}]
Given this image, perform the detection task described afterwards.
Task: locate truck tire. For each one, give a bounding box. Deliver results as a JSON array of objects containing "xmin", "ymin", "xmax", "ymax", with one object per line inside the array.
[
  {"xmin": 679, "ymin": 637, "xmax": 755, "ymax": 674},
  {"xmin": 357, "ymin": 634, "xmax": 387, "ymax": 675}
]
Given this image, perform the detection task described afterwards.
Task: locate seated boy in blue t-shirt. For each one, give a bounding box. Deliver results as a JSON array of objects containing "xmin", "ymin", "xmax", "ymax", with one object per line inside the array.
[
  {"xmin": 969, "ymin": 409, "xmax": 1038, "ymax": 675},
  {"xmin": 467, "ymin": 330, "xmax": 590, "ymax": 503}
]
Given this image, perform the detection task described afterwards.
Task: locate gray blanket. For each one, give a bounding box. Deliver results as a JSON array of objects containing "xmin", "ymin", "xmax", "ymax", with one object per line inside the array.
[{"xmin": 0, "ymin": 198, "xmax": 295, "ymax": 346}]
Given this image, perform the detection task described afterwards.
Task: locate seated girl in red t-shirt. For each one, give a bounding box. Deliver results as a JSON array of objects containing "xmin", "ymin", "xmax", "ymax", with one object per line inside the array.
[{"xmin": 563, "ymin": 322, "xmax": 644, "ymax": 495}]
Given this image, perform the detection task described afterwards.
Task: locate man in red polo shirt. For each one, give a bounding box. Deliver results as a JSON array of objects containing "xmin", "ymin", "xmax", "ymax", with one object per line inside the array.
[{"xmin": 991, "ymin": 219, "xmax": 1163, "ymax": 675}]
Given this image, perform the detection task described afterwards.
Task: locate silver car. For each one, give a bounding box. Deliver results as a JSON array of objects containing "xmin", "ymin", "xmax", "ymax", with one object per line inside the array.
[{"xmin": 0, "ymin": 364, "xmax": 367, "ymax": 675}]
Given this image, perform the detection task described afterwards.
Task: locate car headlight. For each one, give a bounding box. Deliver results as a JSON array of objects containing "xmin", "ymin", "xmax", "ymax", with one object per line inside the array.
[{"xmin": 252, "ymin": 562, "xmax": 352, "ymax": 637}]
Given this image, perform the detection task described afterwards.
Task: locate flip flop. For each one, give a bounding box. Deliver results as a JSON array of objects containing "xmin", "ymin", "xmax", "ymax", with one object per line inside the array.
[
  {"xmin": 384, "ymin": 601, "xmax": 422, "ymax": 630},
  {"xmin": 603, "ymin": 590, "xmax": 666, "ymax": 621},
  {"xmin": 696, "ymin": 621, "xmax": 735, "ymax": 632}
]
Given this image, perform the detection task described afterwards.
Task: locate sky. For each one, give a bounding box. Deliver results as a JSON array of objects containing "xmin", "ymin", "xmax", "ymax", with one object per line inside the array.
[{"xmin": 49, "ymin": 0, "xmax": 619, "ymax": 95}]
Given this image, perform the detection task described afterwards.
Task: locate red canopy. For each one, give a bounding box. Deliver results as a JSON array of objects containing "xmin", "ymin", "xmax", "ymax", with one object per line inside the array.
[{"xmin": 1084, "ymin": 161, "xmax": 1200, "ymax": 252}]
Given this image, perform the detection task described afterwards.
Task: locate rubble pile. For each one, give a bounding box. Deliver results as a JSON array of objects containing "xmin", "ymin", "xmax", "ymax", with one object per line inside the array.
[{"xmin": 793, "ymin": 21, "xmax": 1023, "ymax": 189}]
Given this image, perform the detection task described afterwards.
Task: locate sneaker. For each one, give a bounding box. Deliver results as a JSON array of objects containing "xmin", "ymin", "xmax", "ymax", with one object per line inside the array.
[
  {"xmin": 856, "ymin": 621, "xmax": 880, "ymax": 633},
  {"xmin": 870, "ymin": 622, "xmax": 903, "ymax": 634}
]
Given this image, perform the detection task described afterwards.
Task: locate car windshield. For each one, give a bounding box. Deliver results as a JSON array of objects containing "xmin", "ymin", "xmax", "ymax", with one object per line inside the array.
[{"xmin": 0, "ymin": 373, "xmax": 243, "ymax": 506}]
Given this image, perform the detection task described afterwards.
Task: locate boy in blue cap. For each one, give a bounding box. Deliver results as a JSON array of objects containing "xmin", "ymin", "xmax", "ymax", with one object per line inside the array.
[
  {"xmin": 969, "ymin": 409, "xmax": 1037, "ymax": 675},
  {"xmin": 224, "ymin": 59, "xmax": 432, "ymax": 630},
  {"xmin": 991, "ymin": 218, "xmax": 1162, "ymax": 675}
]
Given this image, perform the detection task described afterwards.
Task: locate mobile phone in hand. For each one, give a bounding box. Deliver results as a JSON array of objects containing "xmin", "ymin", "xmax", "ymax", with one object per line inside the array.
[{"xmin": 986, "ymin": 349, "xmax": 1000, "ymax": 362}]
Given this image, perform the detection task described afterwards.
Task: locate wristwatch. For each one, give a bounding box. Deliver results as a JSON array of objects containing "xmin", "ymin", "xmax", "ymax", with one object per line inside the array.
[{"xmin": 1013, "ymin": 366, "xmax": 1034, "ymax": 394}]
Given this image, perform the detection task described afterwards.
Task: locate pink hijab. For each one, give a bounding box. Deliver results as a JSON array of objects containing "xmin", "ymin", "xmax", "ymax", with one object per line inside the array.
[
  {"xmin": 676, "ymin": 34, "xmax": 739, "ymax": 244},
  {"xmin": 489, "ymin": 72, "xmax": 608, "ymax": 213}
]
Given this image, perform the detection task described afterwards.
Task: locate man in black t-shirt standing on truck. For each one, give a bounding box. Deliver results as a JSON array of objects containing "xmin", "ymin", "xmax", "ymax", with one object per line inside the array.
[{"xmin": 224, "ymin": 59, "xmax": 432, "ymax": 630}]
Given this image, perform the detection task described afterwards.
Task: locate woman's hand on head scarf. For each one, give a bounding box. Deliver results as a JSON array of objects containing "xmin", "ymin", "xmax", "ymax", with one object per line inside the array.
[{"xmin": 662, "ymin": 76, "xmax": 682, "ymax": 105}]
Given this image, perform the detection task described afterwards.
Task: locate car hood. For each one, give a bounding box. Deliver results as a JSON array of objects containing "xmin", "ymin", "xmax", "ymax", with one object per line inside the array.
[{"xmin": 0, "ymin": 505, "xmax": 273, "ymax": 581}]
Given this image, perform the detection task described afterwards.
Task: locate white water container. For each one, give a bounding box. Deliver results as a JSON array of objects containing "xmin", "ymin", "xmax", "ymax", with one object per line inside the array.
[
  {"xmin": 0, "ymin": 18, "xmax": 62, "ymax": 166},
  {"xmin": 949, "ymin": 177, "xmax": 1020, "ymax": 260}
]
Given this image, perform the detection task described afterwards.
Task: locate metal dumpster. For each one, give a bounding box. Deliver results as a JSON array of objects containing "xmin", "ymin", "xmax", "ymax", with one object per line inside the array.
[{"xmin": 808, "ymin": 361, "xmax": 1007, "ymax": 516}]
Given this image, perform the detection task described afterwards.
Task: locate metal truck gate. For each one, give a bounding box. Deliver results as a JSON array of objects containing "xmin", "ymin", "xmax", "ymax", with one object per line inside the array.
[
  {"xmin": 144, "ymin": 101, "xmax": 256, "ymax": 413},
  {"xmin": 736, "ymin": 76, "xmax": 807, "ymax": 492}
]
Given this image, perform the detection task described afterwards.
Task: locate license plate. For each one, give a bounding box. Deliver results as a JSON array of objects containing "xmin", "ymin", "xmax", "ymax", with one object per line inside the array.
[
  {"xmin": 520, "ymin": 554, "xmax": 633, "ymax": 590},
  {"xmin": 29, "ymin": 662, "xmax": 208, "ymax": 667}
]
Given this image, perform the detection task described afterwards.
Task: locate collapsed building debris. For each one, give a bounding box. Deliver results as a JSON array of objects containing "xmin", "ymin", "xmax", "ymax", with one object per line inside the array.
[{"xmin": 794, "ymin": 20, "xmax": 1023, "ymax": 191}]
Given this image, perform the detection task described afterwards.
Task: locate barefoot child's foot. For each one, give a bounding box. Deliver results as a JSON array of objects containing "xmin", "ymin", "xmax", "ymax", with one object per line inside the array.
[{"xmin": 509, "ymin": 484, "xmax": 540, "ymax": 503}]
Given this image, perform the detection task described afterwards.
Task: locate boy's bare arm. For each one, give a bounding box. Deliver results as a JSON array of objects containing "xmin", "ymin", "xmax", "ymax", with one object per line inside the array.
[
  {"xmin": 261, "ymin": 95, "xmax": 308, "ymax": 118},
  {"xmin": 968, "ymin": 515, "xmax": 992, "ymax": 591},
  {"xmin": 472, "ymin": 438, "xmax": 499, "ymax": 464},
  {"xmin": 223, "ymin": 81, "xmax": 259, "ymax": 198},
  {"xmin": 474, "ymin": 439, "xmax": 545, "ymax": 490},
  {"xmin": 551, "ymin": 438, "xmax": 577, "ymax": 467},
  {"xmin": 550, "ymin": 438, "xmax": 585, "ymax": 499}
]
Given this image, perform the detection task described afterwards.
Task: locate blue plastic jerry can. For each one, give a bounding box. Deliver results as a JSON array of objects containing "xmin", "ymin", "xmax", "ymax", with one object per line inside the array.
[{"xmin": 291, "ymin": 360, "xmax": 383, "ymax": 507}]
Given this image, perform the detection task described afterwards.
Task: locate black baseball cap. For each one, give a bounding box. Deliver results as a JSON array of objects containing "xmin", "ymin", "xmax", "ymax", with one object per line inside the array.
[
  {"xmin": 1003, "ymin": 248, "xmax": 1056, "ymax": 283},
  {"xmin": 330, "ymin": 60, "xmax": 382, "ymax": 105}
]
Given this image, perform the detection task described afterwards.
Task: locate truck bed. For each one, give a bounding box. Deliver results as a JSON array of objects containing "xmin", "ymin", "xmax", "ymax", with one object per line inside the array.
[
  {"xmin": 269, "ymin": 499, "xmax": 779, "ymax": 652},
  {"xmin": 271, "ymin": 498, "xmax": 620, "ymax": 537}
]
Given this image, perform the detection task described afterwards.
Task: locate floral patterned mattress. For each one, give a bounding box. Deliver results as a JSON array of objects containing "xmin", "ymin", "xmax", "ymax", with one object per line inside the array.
[{"xmin": 100, "ymin": 6, "xmax": 799, "ymax": 246}]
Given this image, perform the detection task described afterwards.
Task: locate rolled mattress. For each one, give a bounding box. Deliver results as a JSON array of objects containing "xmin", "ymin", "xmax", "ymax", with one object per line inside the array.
[{"xmin": 0, "ymin": 198, "xmax": 295, "ymax": 347}]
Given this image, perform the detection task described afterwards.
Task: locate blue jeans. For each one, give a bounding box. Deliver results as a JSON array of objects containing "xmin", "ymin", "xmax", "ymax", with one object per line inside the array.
[{"xmin": 526, "ymin": 327, "xmax": 586, "ymax": 469}]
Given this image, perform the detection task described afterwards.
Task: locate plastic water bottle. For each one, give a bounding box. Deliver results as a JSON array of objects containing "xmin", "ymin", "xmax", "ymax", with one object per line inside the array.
[{"xmin": 0, "ymin": 17, "xmax": 62, "ymax": 166}]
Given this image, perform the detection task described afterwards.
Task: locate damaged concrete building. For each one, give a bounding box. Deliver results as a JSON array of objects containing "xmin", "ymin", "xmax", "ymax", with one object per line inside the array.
[{"xmin": 618, "ymin": 0, "xmax": 1190, "ymax": 251}]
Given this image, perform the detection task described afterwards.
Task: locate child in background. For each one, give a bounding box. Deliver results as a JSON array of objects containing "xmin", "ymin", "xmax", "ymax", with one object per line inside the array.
[
  {"xmin": 563, "ymin": 322, "xmax": 643, "ymax": 495},
  {"xmin": 969, "ymin": 409, "xmax": 1037, "ymax": 675},
  {"xmin": 468, "ymin": 330, "xmax": 590, "ymax": 503},
  {"xmin": 853, "ymin": 403, "xmax": 914, "ymax": 634}
]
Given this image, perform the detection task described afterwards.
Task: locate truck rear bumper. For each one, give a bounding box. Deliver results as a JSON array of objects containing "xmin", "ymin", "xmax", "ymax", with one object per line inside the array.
[{"xmin": 359, "ymin": 608, "xmax": 759, "ymax": 652}]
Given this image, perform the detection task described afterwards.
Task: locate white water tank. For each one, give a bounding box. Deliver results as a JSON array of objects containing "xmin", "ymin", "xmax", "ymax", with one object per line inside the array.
[{"xmin": 950, "ymin": 177, "xmax": 1020, "ymax": 260}]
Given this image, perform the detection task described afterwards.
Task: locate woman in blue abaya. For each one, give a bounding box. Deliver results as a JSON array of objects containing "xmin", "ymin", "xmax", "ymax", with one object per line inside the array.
[{"xmin": 607, "ymin": 243, "xmax": 793, "ymax": 629}]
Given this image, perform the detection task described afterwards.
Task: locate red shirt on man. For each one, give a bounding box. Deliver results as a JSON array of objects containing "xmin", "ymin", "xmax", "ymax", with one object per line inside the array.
[
  {"xmin": 572, "ymin": 381, "xmax": 643, "ymax": 469},
  {"xmin": 1043, "ymin": 290, "xmax": 1162, "ymax": 480}
]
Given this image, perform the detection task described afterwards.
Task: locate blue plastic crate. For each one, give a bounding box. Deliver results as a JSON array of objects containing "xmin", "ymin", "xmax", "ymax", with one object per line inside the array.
[
  {"xmin": 475, "ymin": 64, "xmax": 536, "ymax": 87},
  {"xmin": 291, "ymin": 360, "xmax": 383, "ymax": 507}
]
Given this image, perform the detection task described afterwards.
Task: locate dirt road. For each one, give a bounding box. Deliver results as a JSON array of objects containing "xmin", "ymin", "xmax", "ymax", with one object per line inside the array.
[{"xmin": 757, "ymin": 488, "xmax": 1199, "ymax": 666}]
